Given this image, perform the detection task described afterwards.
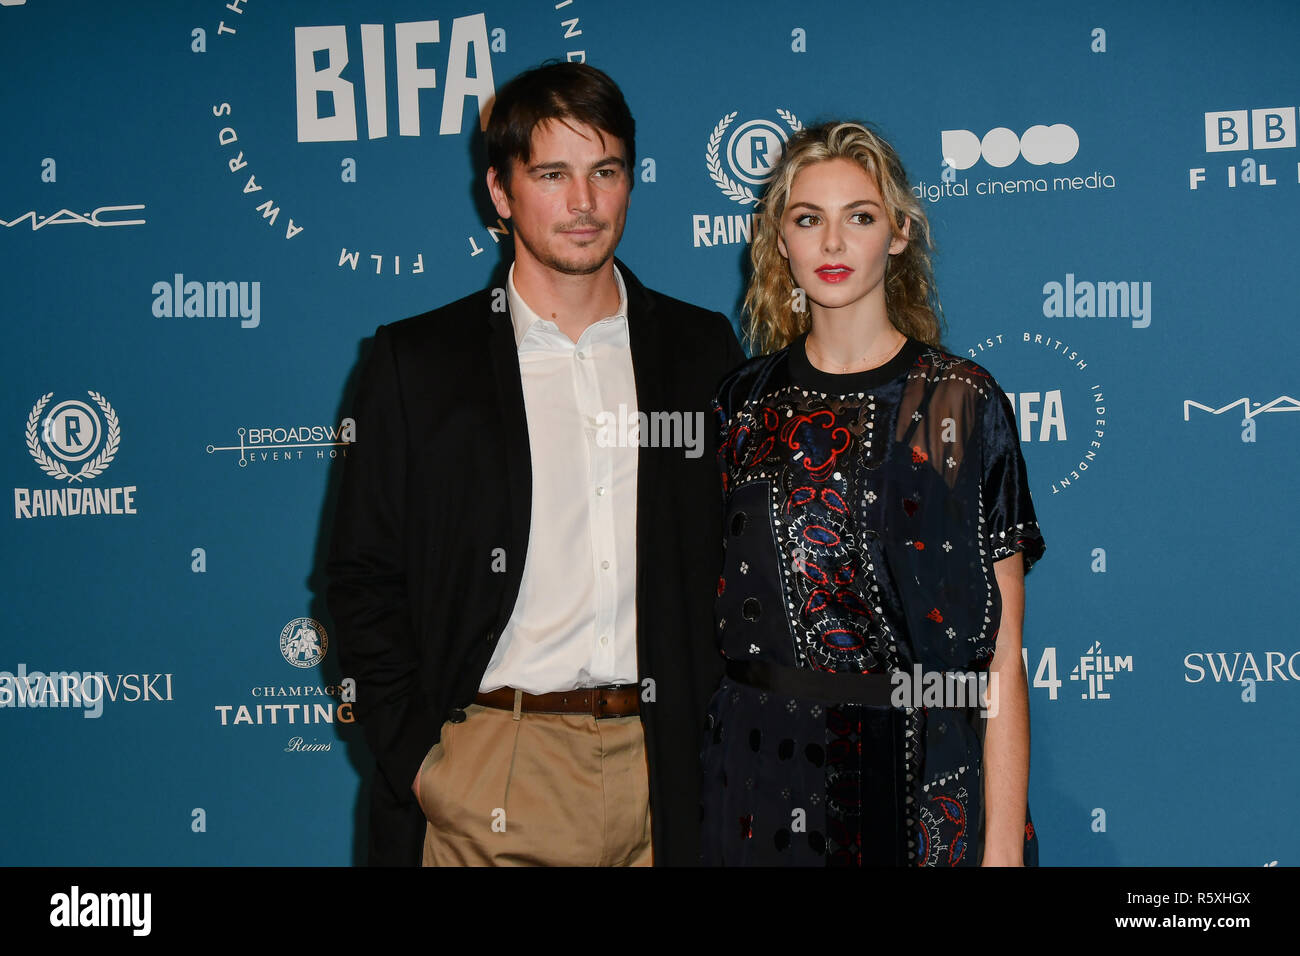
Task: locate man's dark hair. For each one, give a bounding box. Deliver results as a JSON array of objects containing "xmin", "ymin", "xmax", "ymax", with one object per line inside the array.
[{"xmin": 485, "ymin": 61, "xmax": 635, "ymax": 193}]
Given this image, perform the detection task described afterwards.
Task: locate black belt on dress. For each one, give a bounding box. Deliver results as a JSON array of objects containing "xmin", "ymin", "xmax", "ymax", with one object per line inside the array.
[
  {"xmin": 725, "ymin": 659, "xmax": 986, "ymax": 710},
  {"xmin": 725, "ymin": 659, "xmax": 897, "ymax": 706}
]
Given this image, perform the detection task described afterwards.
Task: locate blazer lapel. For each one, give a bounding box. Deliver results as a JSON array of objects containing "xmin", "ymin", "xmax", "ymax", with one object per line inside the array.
[
  {"xmin": 486, "ymin": 297, "xmax": 532, "ymax": 638},
  {"xmin": 619, "ymin": 261, "xmax": 669, "ymax": 656}
]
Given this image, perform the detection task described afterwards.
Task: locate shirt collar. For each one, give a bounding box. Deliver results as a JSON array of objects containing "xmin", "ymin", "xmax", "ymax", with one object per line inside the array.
[{"xmin": 506, "ymin": 262, "xmax": 628, "ymax": 349}]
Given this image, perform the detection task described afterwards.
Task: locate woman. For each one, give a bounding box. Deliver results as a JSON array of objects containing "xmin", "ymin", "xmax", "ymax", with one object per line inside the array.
[{"xmin": 702, "ymin": 121, "xmax": 1044, "ymax": 866}]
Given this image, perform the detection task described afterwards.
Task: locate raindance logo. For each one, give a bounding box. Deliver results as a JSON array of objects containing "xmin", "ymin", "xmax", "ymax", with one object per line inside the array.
[
  {"xmin": 965, "ymin": 333, "xmax": 1107, "ymax": 494},
  {"xmin": 204, "ymin": 1, "xmax": 596, "ymax": 275},
  {"xmin": 693, "ymin": 109, "xmax": 802, "ymax": 248},
  {"xmin": 16, "ymin": 391, "xmax": 138, "ymax": 519},
  {"xmin": 280, "ymin": 618, "xmax": 327, "ymax": 668},
  {"xmin": 205, "ymin": 419, "xmax": 355, "ymax": 466}
]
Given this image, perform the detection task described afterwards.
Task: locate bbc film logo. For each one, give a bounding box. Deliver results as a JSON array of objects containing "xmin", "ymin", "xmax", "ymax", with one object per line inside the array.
[
  {"xmin": 1191, "ymin": 107, "xmax": 1300, "ymax": 190},
  {"xmin": 15, "ymin": 391, "xmax": 139, "ymax": 520}
]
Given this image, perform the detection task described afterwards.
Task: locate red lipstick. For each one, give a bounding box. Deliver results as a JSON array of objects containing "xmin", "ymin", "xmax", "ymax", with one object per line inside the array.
[{"xmin": 814, "ymin": 264, "xmax": 853, "ymax": 283}]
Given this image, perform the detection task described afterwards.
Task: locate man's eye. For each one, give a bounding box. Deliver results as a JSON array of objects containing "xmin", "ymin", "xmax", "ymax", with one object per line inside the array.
[{"xmin": 541, "ymin": 171, "xmax": 563, "ymax": 181}]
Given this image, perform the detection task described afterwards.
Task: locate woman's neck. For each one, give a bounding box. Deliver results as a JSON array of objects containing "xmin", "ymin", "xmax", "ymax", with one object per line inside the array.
[{"xmin": 804, "ymin": 302, "xmax": 903, "ymax": 374}]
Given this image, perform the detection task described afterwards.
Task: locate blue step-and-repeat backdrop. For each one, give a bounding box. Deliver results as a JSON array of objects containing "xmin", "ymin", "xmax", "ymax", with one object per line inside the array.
[{"xmin": 1, "ymin": 0, "xmax": 1295, "ymax": 865}]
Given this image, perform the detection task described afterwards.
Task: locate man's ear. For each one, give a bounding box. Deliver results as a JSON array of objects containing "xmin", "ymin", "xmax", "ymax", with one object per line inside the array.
[{"xmin": 486, "ymin": 166, "xmax": 512, "ymax": 220}]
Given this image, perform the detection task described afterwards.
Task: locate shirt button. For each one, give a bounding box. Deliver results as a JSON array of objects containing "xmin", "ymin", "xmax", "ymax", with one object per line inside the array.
[
  {"xmin": 600, "ymin": 636, "xmax": 609, "ymax": 646},
  {"xmin": 601, "ymin": 560, "xmax": 610, "ymax": 570},
  {"xmin": 596, "ymin": 485, "xmax": 606, "ymax": 496},
  {"xmin": 577, "ymin": 350, "xmax": 587, "ymax": 360}
]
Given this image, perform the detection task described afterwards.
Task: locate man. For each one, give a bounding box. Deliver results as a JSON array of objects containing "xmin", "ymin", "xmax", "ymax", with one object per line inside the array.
[{"xmin": 327, "ymin": 62, "xmax": 744, "ymax": 866}]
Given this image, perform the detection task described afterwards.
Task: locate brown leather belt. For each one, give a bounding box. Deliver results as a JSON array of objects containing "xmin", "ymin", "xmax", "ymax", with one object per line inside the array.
[{"xmin": 474, "ymin": 684, "xmax": 640, "ymax": 718}]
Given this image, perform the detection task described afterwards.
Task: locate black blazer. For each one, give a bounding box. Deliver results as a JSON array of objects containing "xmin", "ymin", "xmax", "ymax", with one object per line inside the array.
[{"xmin": 327, "ymin": 261, "xmax": 745, "ymax": 865}]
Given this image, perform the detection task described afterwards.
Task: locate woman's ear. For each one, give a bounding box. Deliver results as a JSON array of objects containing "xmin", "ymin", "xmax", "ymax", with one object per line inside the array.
[{"xmin": 889, "ymin": 215, "xmax": 911, "ymax": 256}]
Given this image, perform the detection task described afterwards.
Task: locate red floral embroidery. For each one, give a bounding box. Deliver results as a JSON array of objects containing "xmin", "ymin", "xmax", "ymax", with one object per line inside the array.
[{"xmin": 926, "ymin": 608, "xmax": 944, "ymax": 623}]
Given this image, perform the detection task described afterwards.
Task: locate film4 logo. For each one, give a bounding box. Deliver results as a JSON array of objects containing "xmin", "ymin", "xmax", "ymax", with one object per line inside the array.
[{"xmin": 1021, "ymin": 642, "xmax": 1133, "ymax": 701}]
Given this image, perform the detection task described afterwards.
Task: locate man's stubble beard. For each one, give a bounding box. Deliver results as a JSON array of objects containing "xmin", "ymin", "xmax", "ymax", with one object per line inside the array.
[{"xmin": 515, "ymin": 222, "xmax": 624, "ymax": 277}]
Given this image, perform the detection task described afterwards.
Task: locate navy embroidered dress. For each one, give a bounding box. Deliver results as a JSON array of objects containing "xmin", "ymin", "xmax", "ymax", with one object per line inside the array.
[{"xmin": 701, "ymin": 333, "xmax": 1045, "ymax": 866}]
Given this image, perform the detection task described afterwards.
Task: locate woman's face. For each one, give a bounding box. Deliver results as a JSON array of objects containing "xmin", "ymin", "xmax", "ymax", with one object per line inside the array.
[{"xmin": 776, "ymin": 158, "xmax": 908, "ymax": 319}]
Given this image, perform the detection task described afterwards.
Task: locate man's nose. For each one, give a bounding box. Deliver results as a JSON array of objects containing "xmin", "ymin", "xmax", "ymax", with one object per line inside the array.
[{"xmin": 569, "ymin": 177, "xmax": 595, "ymax": 212}]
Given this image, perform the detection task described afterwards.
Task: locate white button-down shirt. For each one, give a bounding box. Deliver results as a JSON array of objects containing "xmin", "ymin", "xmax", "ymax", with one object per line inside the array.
[{"xmin": 478, "ymin": 264, "xmax": 640, "ymax": 694}]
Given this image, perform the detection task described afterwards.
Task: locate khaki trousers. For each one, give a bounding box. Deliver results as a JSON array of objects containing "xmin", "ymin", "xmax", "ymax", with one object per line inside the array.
[{"xmin": 417, "ymin": 702, "xmax": 653, "ymax": 866}]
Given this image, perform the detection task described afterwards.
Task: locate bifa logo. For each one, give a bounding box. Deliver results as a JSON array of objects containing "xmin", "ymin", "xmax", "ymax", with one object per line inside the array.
[
  {"xmin": 294, "ymin": 18, "xmax": 495, "ymax": 142},
  {"xmin": 941, "ymin": 124, "xmax": 1079, "ymax": 169},
  {"xmin": 16, "ymin": 392, "xmax": 138, "ymax": 520},
  {"xmin": 966, "ymin": 333, "xmax": 1107, "ymax": 494},
  {"xmin": 1002, "ymin": 392, "xmax": 1066, "ymax": 443},
  {"xmin": 695, "ymin": 109, "xmax": 801, "ymax": 248},
  {"xmin": 1182, "ymin": 395, "xmax": 1299, "ymax": 443},
  {"xmin": 205, "ymin": 3, "xmax": 595, "ymax": 275},
  {"xmin": 1204, "ymin": 108, "xmax": 1296, "ymax": 152}
]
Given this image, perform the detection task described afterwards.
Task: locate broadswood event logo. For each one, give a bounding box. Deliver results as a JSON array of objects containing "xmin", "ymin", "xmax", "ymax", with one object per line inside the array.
[
  {"xmin": 205, "ymin": 2, "xmax": 596, "ymax": 276},
  {"xmin": 205, "ymin": 419, "xmax": 355, "ymax": 467},
  {"xmin": 694, "ymin": 109, "xmax": 801, "ymax": 248},
  {"xmin": 16, "ymin": 391, "xmax": 138, "ymax": 519},
  {"xmin": 280, "ymin": 618, "xmax": 327, "ymax": 669}
]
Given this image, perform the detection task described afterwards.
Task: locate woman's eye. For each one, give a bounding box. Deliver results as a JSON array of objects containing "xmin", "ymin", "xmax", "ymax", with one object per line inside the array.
[
  {"xmin": 851, "ymin": 212, "xmax": 875, "ymax": 224},
  {"xmin": 794, "ymin": 214, "xmax": 820, "ymax": 226}
]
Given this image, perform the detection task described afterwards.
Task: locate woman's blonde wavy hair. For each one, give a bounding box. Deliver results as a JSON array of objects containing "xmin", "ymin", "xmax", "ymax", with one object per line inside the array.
[{"xmin": 743, "ymin": 120, "xmax": 943, "ymax": 355}]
